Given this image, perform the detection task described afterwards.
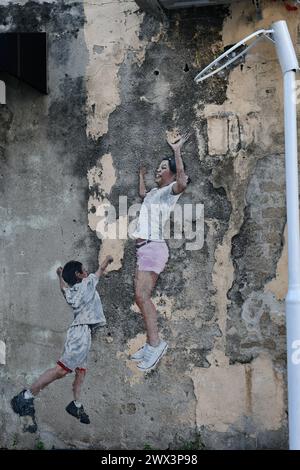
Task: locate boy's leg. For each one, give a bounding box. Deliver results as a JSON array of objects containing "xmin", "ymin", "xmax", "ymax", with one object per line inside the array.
[
  {"xmin": 11, "ymin": 364, "xmax": 69, "ymax": 418},
  {"xmin": 72, "ymin": 368, "xmax": 86, "ymax": 402},
  {"xmin": 12, "ymin": 326, "xmax": 73, "ymax": 418},
  {"xmin": 65, "ymin": 326, "xmax": 91, "ymax": 424},
  {"xmin": 66, "ymin": 366, "xmax": 90, "ymax": 424},
  {"xmin": 30, "ymin": 364, "xmax": 69, "ymax": 395}
]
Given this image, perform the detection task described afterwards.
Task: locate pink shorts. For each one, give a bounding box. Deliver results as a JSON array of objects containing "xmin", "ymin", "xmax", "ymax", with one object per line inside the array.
[{"xmin": 136, "ymin": 241, "xmax": 169, "ymax": 275}]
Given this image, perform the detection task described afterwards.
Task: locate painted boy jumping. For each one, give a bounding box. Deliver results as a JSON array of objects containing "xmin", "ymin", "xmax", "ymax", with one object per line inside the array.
[{"xmin": 11, "ymin": 255, "xmax": 113, "ymax": 426}]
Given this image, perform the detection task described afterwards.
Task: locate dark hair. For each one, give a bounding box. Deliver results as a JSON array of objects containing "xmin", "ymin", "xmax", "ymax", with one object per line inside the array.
[
  {"xmin": 162, "ymin": 157, "xmax": 191, "ymax": 184},
  {"xmin": 62, "ymin": 260, "xmax": 83, "ymax": 286}
]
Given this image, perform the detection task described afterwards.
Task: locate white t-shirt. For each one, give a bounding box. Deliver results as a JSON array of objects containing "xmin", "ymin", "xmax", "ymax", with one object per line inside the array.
[
  {"xmin": 63, "ymin": 273, "xmax": 106, "ymax": 327},
  {"xmin": 132, "ymin": 182, "xmax": 182, "ymax": 241}
]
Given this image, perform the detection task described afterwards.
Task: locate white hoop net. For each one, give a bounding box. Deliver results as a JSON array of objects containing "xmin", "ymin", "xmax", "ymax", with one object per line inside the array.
[{"xmin": 194, "ymin": 29, "xmax": 274, "ymax": 83}]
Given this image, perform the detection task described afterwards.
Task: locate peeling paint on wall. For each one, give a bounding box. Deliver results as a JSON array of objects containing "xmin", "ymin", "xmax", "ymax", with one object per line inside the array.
[
  {"xmin": 265, "ymin": 225, "xmax": 288, "ymax": 301},
  {"xmin": 87, "ymin": 152, "xmax": 125, "ymax": 271},
  {"xmin": 0, "ymin": 340, "xmax": 6, "ymax": 364},
  {"xmin": 191, "ymin": 354, "xmax": 284, "ymax": 433},
  {"xmin": 83, "ymin": 0, "xmax": 148, "ymax": 140},
  {"xmin": 83, "ymin": 2, "xmax": 154, "ymax": 273},
  {"xmin": 0, "ymin": 0, "xmax": 295, "ymax": 450}
]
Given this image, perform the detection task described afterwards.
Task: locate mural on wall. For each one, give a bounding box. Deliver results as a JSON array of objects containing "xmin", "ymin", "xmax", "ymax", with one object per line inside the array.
[{"xmin": 0, "ymin": 0, "xmax": 298, "ymax": 450}]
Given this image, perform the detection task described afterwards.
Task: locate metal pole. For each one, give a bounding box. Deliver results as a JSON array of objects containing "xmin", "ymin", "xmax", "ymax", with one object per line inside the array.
[
  {"xmin": 284, "ymin": 69, "xmax": 300, "ymax": 451},
  {"xmin": 273, "ymin": 20, "xmax": 300, "ymax": 450}
]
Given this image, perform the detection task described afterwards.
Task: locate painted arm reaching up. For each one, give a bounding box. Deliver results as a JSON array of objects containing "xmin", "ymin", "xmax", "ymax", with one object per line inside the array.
[
  {"xmin": 57, "ymin": 267, "xmax": 68, "ymax": 296},
  {"xmin": 94, "ymin": 255, "xmax": 114, "ymax": 279},
  {"xmin": 167, "ymin": 131, "xmax": 191, "ymax": 194}
]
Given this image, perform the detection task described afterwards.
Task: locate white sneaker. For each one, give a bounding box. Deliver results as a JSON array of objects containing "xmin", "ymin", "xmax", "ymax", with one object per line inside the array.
[
  {"xmin": 130, "ymin": 343, "xmax": 150, "ymax": 362},
  {"xmin": 137, "ymin": 341, "xmax": 168, "ymax": 371}
]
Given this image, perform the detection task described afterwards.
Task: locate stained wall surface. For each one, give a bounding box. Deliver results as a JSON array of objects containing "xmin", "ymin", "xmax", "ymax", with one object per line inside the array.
[{"xmin": 0, "ymin": 0, "xmax": 297, "ymax": 449}]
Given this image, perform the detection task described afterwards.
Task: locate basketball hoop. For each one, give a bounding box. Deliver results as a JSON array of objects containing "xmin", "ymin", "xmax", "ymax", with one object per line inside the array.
[{"xmin": 194, "ymin": 29, "xmax": 274, "ymax": 83}]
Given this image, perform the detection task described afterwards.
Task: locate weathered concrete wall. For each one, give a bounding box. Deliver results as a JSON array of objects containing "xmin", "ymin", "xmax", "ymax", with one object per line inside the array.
[{"xmin": 0, "ymin": 0, "xmax": 298, "ymax": 449}]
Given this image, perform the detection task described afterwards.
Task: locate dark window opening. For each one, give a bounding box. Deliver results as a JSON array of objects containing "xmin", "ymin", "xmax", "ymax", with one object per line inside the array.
[{"xmin": 0, "ymin": 32, "xmax": 48, "ymax": 94}]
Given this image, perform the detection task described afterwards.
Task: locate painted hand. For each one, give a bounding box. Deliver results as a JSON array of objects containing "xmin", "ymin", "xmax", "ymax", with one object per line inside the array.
[
  {"xmin": 167, "ymin": 130, "xmax": 192, "ymax": 152},
  {"xmin": 56, "ymin": 266, "xmax": 63, "ymax": 276}
]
